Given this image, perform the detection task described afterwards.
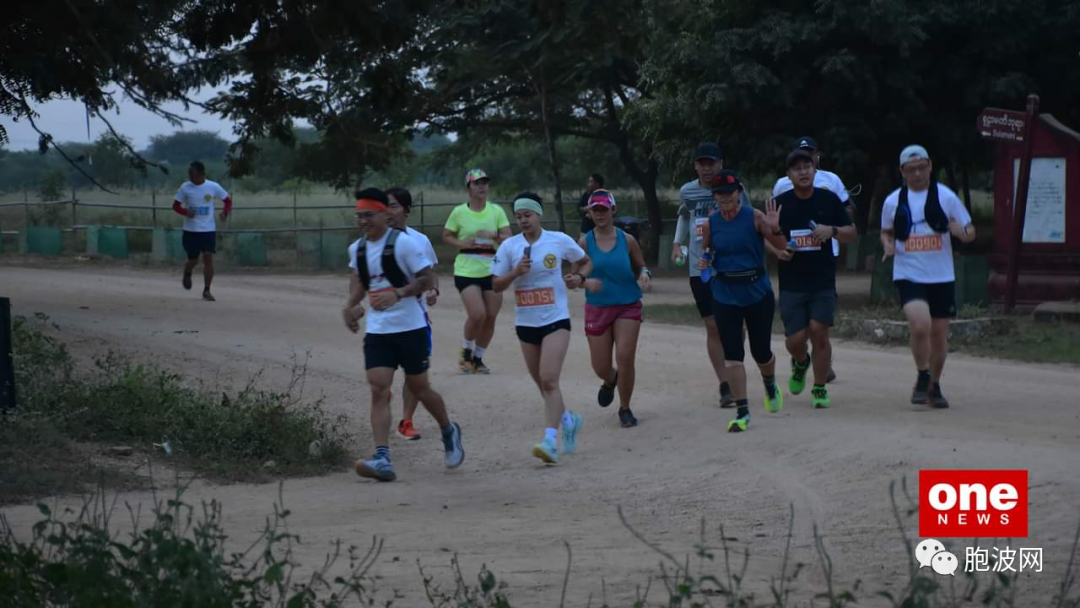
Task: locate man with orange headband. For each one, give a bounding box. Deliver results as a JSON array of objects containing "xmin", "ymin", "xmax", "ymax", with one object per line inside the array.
[{"xmin": 342, "ymin": 187, "xmax": 465, "ymax": 482}]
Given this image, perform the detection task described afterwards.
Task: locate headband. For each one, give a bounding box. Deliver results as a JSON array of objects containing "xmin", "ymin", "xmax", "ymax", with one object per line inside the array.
[
  {"xmin": 356, "ymin": 198, "xmax": 388, "ymax": 212},
  {"xmin": 513, "ymin": 198, "xmax": 543, "ymax": 216}
]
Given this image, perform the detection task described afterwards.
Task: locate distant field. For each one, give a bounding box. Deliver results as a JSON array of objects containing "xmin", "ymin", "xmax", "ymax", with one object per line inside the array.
[{"xmin": 0, "ymin": 184, "xmax": 994, "ymax": 235}]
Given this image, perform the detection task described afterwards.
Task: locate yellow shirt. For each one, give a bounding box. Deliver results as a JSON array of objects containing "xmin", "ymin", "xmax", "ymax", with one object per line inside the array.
[{"xmin": 444, "ymin": 202, "xmax": 511, "ymax": 277}]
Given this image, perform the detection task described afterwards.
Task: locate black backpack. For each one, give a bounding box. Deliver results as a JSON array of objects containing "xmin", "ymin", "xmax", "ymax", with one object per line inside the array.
[
  {"xmin": 894, "ymin": 178, "xmax": 949, "ymax": 242},
  {"xmin": 355, "ymin": 229, "xmax": 408, "ymax": 290}
]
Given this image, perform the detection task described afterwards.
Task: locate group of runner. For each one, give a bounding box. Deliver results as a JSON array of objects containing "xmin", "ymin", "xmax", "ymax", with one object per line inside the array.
[{"xmin": 168, "ymin": 136, "xmax": 975, "ymax": 482}]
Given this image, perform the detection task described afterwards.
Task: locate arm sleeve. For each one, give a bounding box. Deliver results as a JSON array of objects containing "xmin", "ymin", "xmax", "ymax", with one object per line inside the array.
[
  {"xmin": 222, "ymin": 196, "xmax": 233, "ymax": 215},
  {"xmin": 833, "ymin": 193, "xmax": 852, "ymax": 226},
  {"xmin": 347, "ymin": 241, "xmax": 359, "ymax": 270},
  {"xmin": 172, "ymin": 200, "xmax": 187, "ymax": 217},
  {"xmin": 881, "ymin": 194, "xmax": 897, "ymax": 230},
  {"xmin": 496, "ymin": 205, "xmax": 511, "ymax": 229},
  {"xmin": 396, "ymin": 235, "xmax": 430, "ymax": 275},
  {"xmin": 490, "ymin": 245, "xmax": 512, "ymax": 277},
  {"xmin": 563, "ymin": 234, "xmax": 586, "ymax": 263},
  {"xmin": 444, "ymin": 206, "xmax": 461, "ymax": 232}
]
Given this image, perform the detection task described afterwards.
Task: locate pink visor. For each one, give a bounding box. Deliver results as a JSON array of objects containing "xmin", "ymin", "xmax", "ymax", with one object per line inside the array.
[{"xmin": 587, "ymin": 190, "xmax": 615, "ymax": 209}]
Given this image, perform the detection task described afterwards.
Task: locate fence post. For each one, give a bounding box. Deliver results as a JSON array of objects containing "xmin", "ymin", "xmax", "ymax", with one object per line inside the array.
[
  {"xmin": 1, "ymin": 297, "xmax": 15, "ymax": 414},
  {"xmin": 71, "ymin": 189, "xmax": 78, "ymax": 228},
  {"xmin": 419, "ymin": 191, "xmax": 425, "ymax": 228},
  {"xmin": 294, "ymin": 189, "xmax": 299, "ymax": 265},
  {"xmin": 152, "ymin": 189, "xmax": 157, "ymax": 227}
]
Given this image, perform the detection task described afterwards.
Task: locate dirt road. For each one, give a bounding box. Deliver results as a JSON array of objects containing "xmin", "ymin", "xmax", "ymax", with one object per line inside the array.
[{"xmin": 2, "ymin": 265, "xmax": 1078, "ymax": 605}]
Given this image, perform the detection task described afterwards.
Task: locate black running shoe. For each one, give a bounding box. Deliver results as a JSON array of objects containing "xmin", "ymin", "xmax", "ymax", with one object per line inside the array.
[
  {"xmin": 911, "ymin": 373, "xmax": 931, "ymax": 404},
  {"xmin": 618, "ymin": 408, "xmax": 637, "ymax": 428},
  {"xmin": 929, "ymin": 383, "xmax": 949, "ymax": 409},
  {"xmin": 598, "ymin": 370, "xmax": 618, "ymax": 407}
]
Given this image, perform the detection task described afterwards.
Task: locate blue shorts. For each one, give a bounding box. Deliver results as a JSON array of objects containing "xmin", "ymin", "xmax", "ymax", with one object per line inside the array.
[
  {"xmin": 182, "ymin": 231, "xmax": 216, "ymax": 259},
  {"xmin": 423, "ymin": 313, "xmax": 433, "ymax": 356}
]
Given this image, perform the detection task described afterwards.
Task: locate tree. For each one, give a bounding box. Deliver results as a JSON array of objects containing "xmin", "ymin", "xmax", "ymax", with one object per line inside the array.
[
  {"xmin": 146, "ymin": 131, "xmax": 230, "ymax": 168},
  {"xmin": 419, "ymin": 0, "xmax": 665, "ymax": 256}
]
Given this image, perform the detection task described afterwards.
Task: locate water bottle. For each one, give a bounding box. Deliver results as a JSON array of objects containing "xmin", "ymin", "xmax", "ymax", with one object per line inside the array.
[
  {"xmin": 700, "ymin": 249, "xmax": 714, "ymax": 282},
  {"xmin": 675, "ymin": 245, "xmax": 688, "ymax": 267}
]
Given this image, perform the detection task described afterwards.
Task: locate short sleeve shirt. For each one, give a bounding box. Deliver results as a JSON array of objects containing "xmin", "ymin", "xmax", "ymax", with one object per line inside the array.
[
  {"xmin": 444, "ymin": 202, "xmax": 511, "ymax": 278},
  {"xmin": 491, "ymin": 230, "xmax": 586, "ymax": 327},
  {"xmin": 881, "ymin": 183, "xmax": 971, "ymax": 284},
  {"xmin": 776, "ymin": 188, "xmax": 851, "ymax": 292},
  {"xmin": 355, "ymin": 230, "xmax": 431, "ymax": 334},
  {"xmin": 350, "ymin": 226, "xmax": 437, "ymax": 313},
  {"xmin": 175, "ymin": 180, "xmax": 229, "ymax": 232}
]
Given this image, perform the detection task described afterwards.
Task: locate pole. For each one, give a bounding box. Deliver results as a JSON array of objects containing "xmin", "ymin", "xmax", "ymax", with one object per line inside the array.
[
  {"xmin": 71, "ymin": 188, "xmax": 77, "ymax": 228},
  {"xmin": 1004, "ymin": 94, "xmax": 1040, "ymax": 312},
  {"xmin": 293, "ymin": 189, "xmax": 299, "ymax": 265},
  {"xmin": 152, "ymin": 189, "xmax": 157, "ymax": 227},
  {"xmin": 1, "ymin": 297, "xmax": 15, "ymax": 414}
]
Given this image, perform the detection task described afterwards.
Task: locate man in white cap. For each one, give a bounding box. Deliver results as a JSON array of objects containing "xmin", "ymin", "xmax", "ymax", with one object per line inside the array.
[{"xmin": 880, "ymin": 145, "xmax": 976, "ymax": 408}]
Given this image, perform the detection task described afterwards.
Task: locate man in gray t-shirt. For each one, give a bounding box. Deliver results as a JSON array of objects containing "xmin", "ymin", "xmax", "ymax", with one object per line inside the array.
[{"xmin": 671, "ymin": 143, "xmax": 749, "ymax": 408}]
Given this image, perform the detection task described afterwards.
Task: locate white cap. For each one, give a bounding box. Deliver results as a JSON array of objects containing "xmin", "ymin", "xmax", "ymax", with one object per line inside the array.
[{"xmin": 899, "ymin": 145, "xmax": 930, "ymax": 166}]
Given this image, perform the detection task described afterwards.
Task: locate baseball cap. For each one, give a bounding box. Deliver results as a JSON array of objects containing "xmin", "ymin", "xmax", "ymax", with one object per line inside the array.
[
  {"xmin": 711, "ymin": 170, "xmax": 743, "ymax": 193},
  {"xmin": 587, "ymin": 189, "xmax": 616, "ymax": 209},
  {"xmin": 899, "ymin": 145, "xmax": 930, "ymax": 166},
  {"xmin": 795, "ymin": 136, "xmax": 819, "ymax": 151},
  {"xmin": 465, "ymin": 168, "xmax": 491, "ymax": 185},
  {"xmin": 786, "ymin": 148, "xmax": 815, "ymax": 168},
  {"xmin": 693, "ymin": 142, "xmax": 722, "ymax": 161}
]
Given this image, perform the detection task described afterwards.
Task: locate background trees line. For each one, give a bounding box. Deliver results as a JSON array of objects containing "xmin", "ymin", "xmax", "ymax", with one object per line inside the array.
[{"xmin": 2, "ymin": 0, "xmax": 1078, "ymax": 258}]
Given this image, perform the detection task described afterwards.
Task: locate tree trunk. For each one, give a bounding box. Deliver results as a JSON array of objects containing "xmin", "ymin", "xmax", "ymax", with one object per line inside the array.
[
  {"xmin": 611, "ymin": 134, "xmax": 662, "ymax": 262},
  {"xmin": 537, "ymin": 79, "xmax": 566, "ymax": 232},
  {"xmin": 961, "ymin": 156, "xmax": 973, "ymax": 214}
]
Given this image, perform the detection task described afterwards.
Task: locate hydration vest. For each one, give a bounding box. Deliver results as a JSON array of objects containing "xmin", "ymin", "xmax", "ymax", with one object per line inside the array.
[
  {"xmin": 894, "ymin": 178, "xmax": 949, "ymax": 242},
  {"xmin": 355, "ymin": 229, "xmax": 408, "ymax": 290}
]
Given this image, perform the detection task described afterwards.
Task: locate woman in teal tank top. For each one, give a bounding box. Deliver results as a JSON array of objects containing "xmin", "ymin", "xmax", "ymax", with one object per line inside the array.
[
  {"xmin": 700, "ymin": 171, "xmax": 789, "ymax": 434},
  {"xmin": 576, "ymin": 190, "xmax": 651, "ymax": 428}
]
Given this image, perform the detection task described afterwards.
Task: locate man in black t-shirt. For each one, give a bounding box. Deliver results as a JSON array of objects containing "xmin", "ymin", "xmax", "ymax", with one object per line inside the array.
[
  {"xmin": 578, "ymin": 173, "xmax": 604, "ymax": 235},
  {"xmin": 774, "ymin": 150, "xmax": 856, "ymax": 409}
]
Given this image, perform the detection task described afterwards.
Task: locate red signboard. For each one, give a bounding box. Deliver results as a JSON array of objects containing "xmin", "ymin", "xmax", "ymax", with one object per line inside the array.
[
  {"xmin": 920, "ymin": 469, "xmax": 1029, "ymax": 538},
  {"xmin": 977, "ymin": 108, "xmax": 1028, "ymax": 143}
]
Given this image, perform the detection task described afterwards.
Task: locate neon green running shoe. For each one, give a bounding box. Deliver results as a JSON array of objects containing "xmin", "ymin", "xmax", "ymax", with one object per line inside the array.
[
  {"xmin": 788, "ymin": 356, "xmax": 810, "ymax": 395},
  {"xmin": 811, "ymin": 385, "xmax": 830, "ymax": 409},
  {"xmin": 727, "ymin": 411, "xmax": 750, "ymax": 433},
  {"xmin": 532, "ymin": 438, "xmax": 558, "ymax": 464},
  {"xmin": 763, "ymin": 379, "xmax": 784, "ymax": 414}
]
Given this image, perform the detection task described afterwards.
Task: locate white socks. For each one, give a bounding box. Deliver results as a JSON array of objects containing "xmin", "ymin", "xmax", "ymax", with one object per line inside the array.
[{"xmin": 473, "ymin": 346, "xmax": 486, "ymax": 359}]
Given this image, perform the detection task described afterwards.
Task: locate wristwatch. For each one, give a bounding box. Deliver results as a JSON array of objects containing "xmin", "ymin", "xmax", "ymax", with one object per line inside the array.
[{"xmin": 577, "ymin": 272, "xmax": 587, "ymax": 285}]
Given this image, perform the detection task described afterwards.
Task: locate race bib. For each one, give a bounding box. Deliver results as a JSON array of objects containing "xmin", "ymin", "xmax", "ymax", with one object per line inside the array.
[
  {"xmin": 789, "ymin": 229, "xmax": 819, "ymax": 252},
  {"xmin": 515, "ymin": 287, "xmax": 555, "ymax": 308},
  {"xmin": 694, "ymin": 218, "xmax": 708, "ymax": 242},
  {"xmin": 196, "ymin": 205, "xmax": 213, "ymax": 216},
  {"xmin": 904, "ymin": 234, "xmax": 943, "ymax": 253},
  {"xmin": 474, "ymin": 237, "xmax": 496, "ymax": 251}
]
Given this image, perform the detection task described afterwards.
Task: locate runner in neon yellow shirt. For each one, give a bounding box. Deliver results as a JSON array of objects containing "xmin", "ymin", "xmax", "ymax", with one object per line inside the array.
[{"xmin": 442, "ymin": 168, "xmax": 513, "ymax": 374}]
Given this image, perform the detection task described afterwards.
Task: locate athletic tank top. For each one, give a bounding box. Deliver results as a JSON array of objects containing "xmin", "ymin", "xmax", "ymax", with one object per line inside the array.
[
  {"xmin": 708, "ymin": 204, "xmax": 772, "ymax": 306},
  {"xmin": 585, "ymin": 229, "xmax": 642, "ymax": 307}
]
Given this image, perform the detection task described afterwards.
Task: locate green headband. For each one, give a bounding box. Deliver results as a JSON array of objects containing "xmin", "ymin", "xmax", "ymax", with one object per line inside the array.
[{"xmin": 513, "ymin": 198, "xmax": 543, "ymax": 216}]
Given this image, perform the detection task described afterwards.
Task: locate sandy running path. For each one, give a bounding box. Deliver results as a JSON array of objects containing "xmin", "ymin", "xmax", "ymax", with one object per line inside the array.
[{"xmin": 2, "ymin": 266, "xmax": 1078, "ymax": 605}]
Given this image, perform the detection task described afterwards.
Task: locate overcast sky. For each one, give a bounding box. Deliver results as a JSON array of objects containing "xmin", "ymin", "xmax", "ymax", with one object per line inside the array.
[{"xmin": 0, "ymin": 89, "xmax": 238, "ymax": 152}]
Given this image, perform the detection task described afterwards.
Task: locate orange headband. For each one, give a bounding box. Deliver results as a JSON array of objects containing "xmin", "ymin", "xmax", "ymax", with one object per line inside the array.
[{"xmin": 356, "ymin": 198, "xmax": 388, "ymax": 212}]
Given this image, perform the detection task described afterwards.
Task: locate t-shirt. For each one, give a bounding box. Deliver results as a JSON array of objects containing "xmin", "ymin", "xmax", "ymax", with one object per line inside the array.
[
  {"xmin": 677, "ymin": 179, "xmax": 751, "ymax": 278},
  {"xmin": 175, "ymin": 180, "xmax": 229, "ymax": 232},
  {"xmin": 350, "ymin": 226, "xmax": 437, "ymax": 312},
  {"xmin": 444, "ymin": 202, "xmax": 511, "ymax": 278},
  {"xmin": 773, "ymin": 170, "xmax": 850, "ymax": 256},
  {"xmin": 776, "ymin": 188, "xmax": 851, "ymax": 292},
  {"xmin": 881, "ymin": 183, "xmax": 971, "ymax": 284},
  {"xmin": 491, "ymin": 230, "xmax": 586, "ymax": 327},
  {"xmin": 352, "ymin": 229, "xmax": 431, "ymax": 335}
]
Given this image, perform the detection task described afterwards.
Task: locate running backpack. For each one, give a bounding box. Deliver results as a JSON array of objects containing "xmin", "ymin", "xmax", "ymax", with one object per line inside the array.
[
  {"xmin": 355, "ymin": 229, "xmax": 408, "ymax": 290},
  {"xmin": 893, "ymin": 178, "xmax": 949, "ymax": 242}
]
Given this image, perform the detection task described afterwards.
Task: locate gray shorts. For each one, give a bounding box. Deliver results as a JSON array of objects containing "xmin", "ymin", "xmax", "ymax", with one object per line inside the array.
[{"xmin": 779, "ymin": 289, "xmax": 837, "ymax": 336}]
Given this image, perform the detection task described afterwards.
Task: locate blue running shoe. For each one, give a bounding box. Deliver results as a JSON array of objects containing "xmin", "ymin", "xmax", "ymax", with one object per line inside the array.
[
  {"xmin": 354, "ymin": 456, "xmax": 396, "ymax": 482},
  {"xmin": 442, "ymin": 422, "xmax": 465, "ymax": 468},
  {"xmin": 561, "ymin": 412, "xmax": 583, "ymax": 454},
  {"xmin": 618, "ymin": 408, "xmax": 638, "ymax": 428},
  {"xmin": 532, "ymin": 438, "xmax": 558, "ymax": 464}
]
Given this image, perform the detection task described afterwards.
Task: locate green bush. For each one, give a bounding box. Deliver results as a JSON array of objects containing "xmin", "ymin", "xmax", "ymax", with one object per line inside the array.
[{"xmin": 11, "ymin": 314, "xmax": 354, "ymax": 481}]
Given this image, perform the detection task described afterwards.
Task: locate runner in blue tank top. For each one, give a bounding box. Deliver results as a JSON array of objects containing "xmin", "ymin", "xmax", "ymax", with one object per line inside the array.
[
  {"xmin": 700, "ymin": 171, "xmax": 789, "ymax": 433},
  {"xmin": 577, "ymin": 190, "xmax": 651, "ymax": 428}
]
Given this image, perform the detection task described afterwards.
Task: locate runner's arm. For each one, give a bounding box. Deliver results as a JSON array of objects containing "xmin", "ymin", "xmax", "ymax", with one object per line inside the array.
[
  {"xmin": 345, "ymin": 273, "xmax": 366, "ymax": 306},
  {"xmin": 395, "ymin": 266, "xmax": 435, "ymax": 299},
  {"xmin": 172, "ymin": 200, "xmax": 194, "ymax": 218},
  {"xmin": 674, "ymin": 214, "xmax": 689, "ymax": 246},
  {"xmin": 496, "ymin": 225, "xmax": 513, "ymax": 243},
  {"xmin": 626, "ymin": 233, "xmax": 647, "ymax": 277},
  {"xmin": 754, "ymin": 207, "xmax": 788, "ymax": 250},
  {"xmin": 492, "ymin": 271, "xmax": 517, "ymax": 293}
]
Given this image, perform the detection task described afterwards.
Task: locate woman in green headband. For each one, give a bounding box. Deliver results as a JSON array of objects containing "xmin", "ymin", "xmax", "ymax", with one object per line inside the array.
[{"xmin": 491, "ymin": 192, "xmax": 599, "ymax": 465}]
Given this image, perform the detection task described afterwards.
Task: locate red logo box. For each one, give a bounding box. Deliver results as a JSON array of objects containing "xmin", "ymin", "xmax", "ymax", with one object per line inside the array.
[{"xmin": 919, "ymin": 470, "xmax": 1028, "ymax": 538}]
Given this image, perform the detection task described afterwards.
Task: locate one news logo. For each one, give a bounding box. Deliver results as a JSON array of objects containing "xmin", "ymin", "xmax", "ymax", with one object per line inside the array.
[{"xmin": 919, "ymin": 470, "xmax": 1028, "ymax": 538}]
